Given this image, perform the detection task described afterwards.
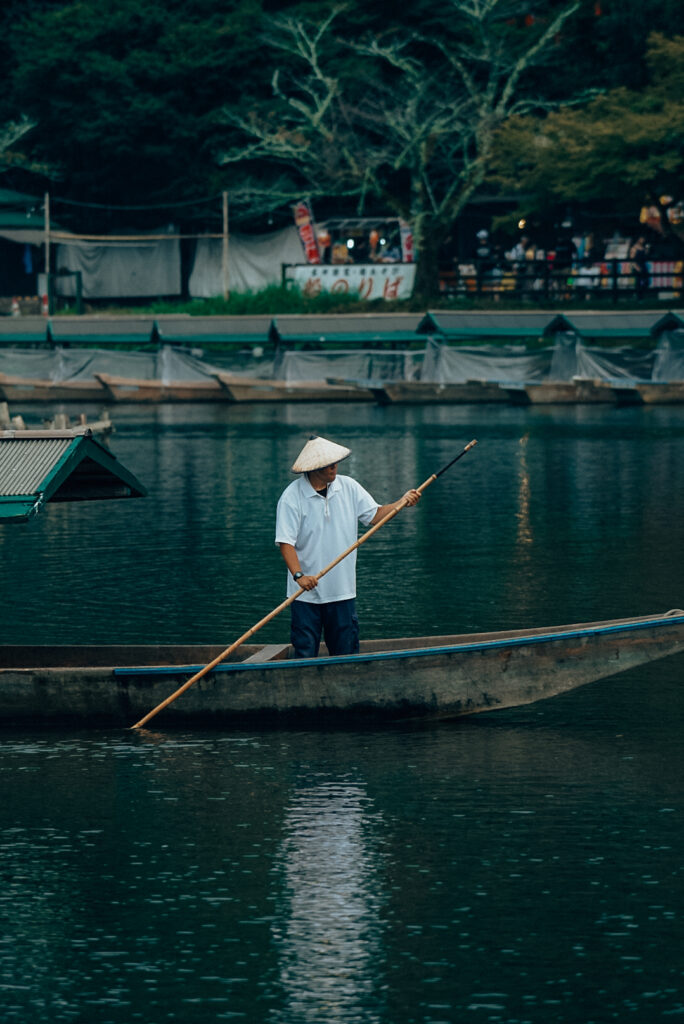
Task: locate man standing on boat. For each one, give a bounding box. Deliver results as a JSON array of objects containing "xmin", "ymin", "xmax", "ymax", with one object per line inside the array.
[{"xmin": 276, "ymin": 435, "xmax": 420, "ymax": 659}]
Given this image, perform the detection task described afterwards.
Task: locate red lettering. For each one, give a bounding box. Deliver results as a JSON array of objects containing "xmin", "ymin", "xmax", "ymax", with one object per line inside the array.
[
  {"xmin": 383, "ymin": 277, "xmax": 403, "ymax": 299},
  {"xmin": 303, "ymin": 277, "xmax": 322, "ymax": 296}
]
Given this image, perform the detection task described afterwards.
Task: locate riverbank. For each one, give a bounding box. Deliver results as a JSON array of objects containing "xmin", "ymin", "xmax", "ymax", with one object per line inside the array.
[{"xmin": 4, "ymin": 281, "xmax": 682, "ymax": 320}]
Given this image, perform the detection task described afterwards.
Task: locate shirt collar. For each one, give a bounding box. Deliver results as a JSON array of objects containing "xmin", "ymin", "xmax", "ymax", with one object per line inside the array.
[{"xmin": 301, "ymin": 474, "xmax": 341, "ymax": 498}]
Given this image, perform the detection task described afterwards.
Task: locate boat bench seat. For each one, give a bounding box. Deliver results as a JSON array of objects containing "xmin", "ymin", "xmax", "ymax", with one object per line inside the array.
[{"xmin": 242, "ymin": 643, "xmax": 291, "ymax": 664}]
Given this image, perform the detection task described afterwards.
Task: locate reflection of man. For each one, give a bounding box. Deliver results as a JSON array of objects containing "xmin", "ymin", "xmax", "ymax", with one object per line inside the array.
[
  {"xmin": 276, "ymin": 435, "xmax": 420, "ymax": 658},
  {"xmin": 274, "ymin": 780, "xmax": 382, "ymax": 1022}
]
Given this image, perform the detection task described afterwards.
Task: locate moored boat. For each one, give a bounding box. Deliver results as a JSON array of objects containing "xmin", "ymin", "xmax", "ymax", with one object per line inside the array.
[
  {"xmin": 1, "ymin": 610, "xmax": 682, "ymax": 725},
  {"xmin": 369, "ymin": 380, "xmax": 508, "ymax": 404},
  {"xmin": 94, "ymin": 373, "xmax": 227, "ymax": 402},
  {"xmin": 213, "ymin": 371, "xmax": 373, "ymax": 403},
  {"xmin": 0, "ymin": 373, "xmax": 107, "ymax": 403},
  {"xmin": 507, "ymin": 378, "xmax": 619, "ymax": 405},
  {"xmin": 632, "ymin": 382, "xmax": 684, "ymax": 404}
]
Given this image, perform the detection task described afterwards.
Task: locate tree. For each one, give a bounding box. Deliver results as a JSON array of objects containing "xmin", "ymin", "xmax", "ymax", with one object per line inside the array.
[
  {"xmin": 218, "ymin": 0, "xmax": 580, "ymax": 298},
  {"xmin": 490, "ymin": 33, "xmax": 684, "ymax": 250},
  {"xmin": 5, "ymin": 0, "xmax": 268, "ymax": 207},
  {"xmin": 0, "ymin": 117, "xmax": 35, "ymax": 172}
]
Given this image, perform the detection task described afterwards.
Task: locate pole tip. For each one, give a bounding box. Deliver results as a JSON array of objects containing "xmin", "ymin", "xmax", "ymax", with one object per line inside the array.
[{"xmin": 466, "ymin": 439, "xmax": 478, "ymax": 450}]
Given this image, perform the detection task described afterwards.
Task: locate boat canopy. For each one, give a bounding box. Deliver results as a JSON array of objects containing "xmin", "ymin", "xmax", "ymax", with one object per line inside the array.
[
  {"xmin": 1, "ymin": 311, "xmax": 682, "ymax": 350},
  {"xmin": 0, "ymin": 431, "xmax": 146, "ymax": 523},
  {"xmin": 418, "ymin": 310, "xmax": 683, "ymax": 341}
]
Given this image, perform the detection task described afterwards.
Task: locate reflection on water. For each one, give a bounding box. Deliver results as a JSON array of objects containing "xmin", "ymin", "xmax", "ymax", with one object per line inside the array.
[
  {"xmin": 272, "ymin": 779, "xmax": 384, "ymax": 1024},
  {"xmin": 1, "ymin": 674, "xmax": 684, "ymax": 1023},
  {"xmin": 1, "ymin": 403, "xmax": 684, "ymax": 1022},
  {"xmin": 515, "ymin": 432, "xmax": 532, "ymax": 548},
  {"xmin": 1, "ymin": 402, "xmax": 683, "ymax": 647}
]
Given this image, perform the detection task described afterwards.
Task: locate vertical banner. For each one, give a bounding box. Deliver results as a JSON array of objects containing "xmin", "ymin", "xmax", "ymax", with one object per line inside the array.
[
  {"xmin": 399, "ymin": 219, "xmax": 414, "ymax": 264},
  {"xmin": 293, "ymin": 199, "xmax": 321, "ymax": 265}
]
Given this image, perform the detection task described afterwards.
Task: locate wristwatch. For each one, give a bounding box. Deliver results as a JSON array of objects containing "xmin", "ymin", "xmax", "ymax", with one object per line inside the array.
[{"xmin": 293, "ymin": 571, "xmax": 304, "ymax": 581}]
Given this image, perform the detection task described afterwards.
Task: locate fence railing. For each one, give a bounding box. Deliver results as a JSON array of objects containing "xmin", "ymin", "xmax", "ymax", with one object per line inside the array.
[{"xmin": 439, "ymin": 259, "xmax": 683, "ymax": 303}]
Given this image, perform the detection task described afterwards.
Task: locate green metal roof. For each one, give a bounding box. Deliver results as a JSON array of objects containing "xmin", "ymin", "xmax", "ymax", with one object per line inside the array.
[
  {"xmin": 419, "ymin": 310, "xmax": 683, "ymax": 340},
  {"xmin": 48, "ymin": 317, "xmax": 156, "ymax": 346},
  {"xmin": 0, "ymin": 431, "xmax": 146, "ymax": 523},
  {"xmin": 271, "ymin": 313, "xmax": 424, "ymax": 345},
  {"xmin": 0, "ymin": 317, "xmax": 49, "ymax": 344},
  {"xmin": 417, "ymin": 311, "xmax": 555, "ymax": 337},
  {"xmin": 155, "ymin": 315, "xmax": 274, "ymax": 346}
]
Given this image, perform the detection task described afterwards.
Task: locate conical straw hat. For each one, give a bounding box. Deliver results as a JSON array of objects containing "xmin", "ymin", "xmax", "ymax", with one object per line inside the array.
[{"xmin": 291, "ymin": 435, "xmax": 351, "ymax": 473}]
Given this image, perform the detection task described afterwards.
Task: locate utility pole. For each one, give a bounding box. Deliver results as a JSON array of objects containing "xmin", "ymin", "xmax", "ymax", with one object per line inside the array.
[
  {"xmin": 44, "ymin": 192, "xmax": 51, "ymax": 315},
  {"xmin": 222, "ymin": 191, "xmax": 230, "ymax": 301}
]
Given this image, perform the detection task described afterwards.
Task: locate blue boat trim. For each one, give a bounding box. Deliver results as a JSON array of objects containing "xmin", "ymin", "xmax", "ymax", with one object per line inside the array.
[{"xmin": 112, "ymin": 614, "xmax": 684, "ymax": 678}]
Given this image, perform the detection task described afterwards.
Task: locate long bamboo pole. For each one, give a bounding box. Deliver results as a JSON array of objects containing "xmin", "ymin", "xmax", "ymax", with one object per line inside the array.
[{"xmin": 130, "ymin": 439, "xmax": 477, "ymax": 730}]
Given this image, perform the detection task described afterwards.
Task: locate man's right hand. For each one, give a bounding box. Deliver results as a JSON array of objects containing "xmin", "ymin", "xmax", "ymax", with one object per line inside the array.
[{"xmin": 296, "ymin": 575, "xmax": 318, "ymax": 591}]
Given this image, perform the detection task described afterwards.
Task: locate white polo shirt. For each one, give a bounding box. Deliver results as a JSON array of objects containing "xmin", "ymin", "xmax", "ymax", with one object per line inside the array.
[{"xmin": 275, "ymin": 474, "xmax": 378, "ymax": 603}]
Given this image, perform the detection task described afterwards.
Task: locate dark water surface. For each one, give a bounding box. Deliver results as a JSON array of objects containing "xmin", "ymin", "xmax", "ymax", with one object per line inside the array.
[{"xmin": 1, "ymin": 402, "xmax": 683, "ymax": 1022}]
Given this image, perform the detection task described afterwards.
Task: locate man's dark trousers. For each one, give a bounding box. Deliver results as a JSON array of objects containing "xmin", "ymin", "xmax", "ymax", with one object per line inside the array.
[{"xmin": 290, "ymin": 598, "xmax": 359, "ymax": 658}]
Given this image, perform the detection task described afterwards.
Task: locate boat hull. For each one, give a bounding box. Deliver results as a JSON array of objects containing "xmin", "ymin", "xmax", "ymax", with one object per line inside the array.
[
  {"xmin": 633, "ymin": 382, "xmax": 684, "ymax": 404},
  {"xmin": 0, "ymin": 374, "xmax": 107, "ymax": 403},
  {"xmin": 95, "ymin": 373, "xmax": 227, "ymax": 402},
  {"xmin": 214, "ymin": 371, "xmax": 373, "ymax": 402},
  {"xmin": 515, "ymin": 380, "xmax": 618, "ymax": 404},
  {"xmin": 371, "ymin": 381, "xmax": 507, "ymax": 404},
  {"xmin": 1, "ymin": 612, "xmax": 682, "ymax": 725}
]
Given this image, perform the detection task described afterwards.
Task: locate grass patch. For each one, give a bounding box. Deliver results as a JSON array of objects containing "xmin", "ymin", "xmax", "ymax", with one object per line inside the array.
[{"xmin": 53, "ymin": 282, "xmax": 683, "ymax": 318}]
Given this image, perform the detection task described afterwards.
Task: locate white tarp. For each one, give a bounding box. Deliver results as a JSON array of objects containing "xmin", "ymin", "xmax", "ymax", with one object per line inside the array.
[
  {"xmin": 0, "ymin": 346, "xmax": 100, "ymax": 381},
  {"xmin": 286, "ymin": 263, "xmax": 416, "ymax": 301},
  {"xmin": 420, "ymin": 337, "xmax": 662, "ymax": 384},
  {"xmin": 0, "ymin": 228, "xmax": 46, "ymax": 245},
  {"xmin": 574, "ymin": 343, "xmax": 655, "ymax": 381},
  {"xmin": 548, "ymin": 333, "xmax": 579, "ymax": 379},
  {"xmin": 420, "ymin": 339, "xmax": 552, "ymax": 383},
  {"xmin": 0, "ymin": 346, "xmax": 272, "ymax": 383},
  {"xmin": 54, "ymin": 233, "xmax": 181, "ymax": 298},
  {"xmin": 652, "ymin": 330, "xmax": 684, "ymax": 381},
  {"xmin": 272, "ymin": 348, "xmax": 423, "ymax": 383},
  {"xmin": 1, "ymin": 338, "xmax": 679, "ymax": 384},
  {"xmin": 189, "ymin": 227, "xmax": 304, "ymax": 296}
]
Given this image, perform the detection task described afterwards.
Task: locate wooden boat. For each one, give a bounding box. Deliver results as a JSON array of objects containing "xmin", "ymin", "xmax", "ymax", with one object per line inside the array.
[
  {"xmin": 0, "ymin": 372, "xmax": 107, "ymax": 403},
  {"xmin": 632, "ymin": 382, "xmax": 684, "ymax": 404},
  {"xmin": 94, "ymin": 373, "xmax": 226, "ymax": 402},
  {"xmin": 604, "ymin": 382, "xmax": 644, "ymax": 406},
  {"xmin": 505, "ymin": 378, "xmax": 618, "ymax": 405},
  {"xmin": 213, "ymin": 371, "xmax": 373, "ymax": 403},
  {"xmin": 1, "ymin": 610, "xmax": 681, "ymax": 725},
  {"xmin": 368, "ymin": 380, "xmax": 508, "ymax": 404}
]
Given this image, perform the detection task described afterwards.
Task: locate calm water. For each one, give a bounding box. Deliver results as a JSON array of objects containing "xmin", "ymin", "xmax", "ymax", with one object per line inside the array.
[{"xmin": 1, "ymin": 401, "xmax": 683, "ymax": 1022}]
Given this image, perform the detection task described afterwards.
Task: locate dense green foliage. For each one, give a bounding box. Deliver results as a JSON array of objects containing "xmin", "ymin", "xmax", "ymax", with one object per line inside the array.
[
  {"xmin": 490, "ymin": 33, "xmax": 684, "ymax": 251},
  {"xmin": 1, "ymin": 0, "xmax": 683, "ymax": 292}
]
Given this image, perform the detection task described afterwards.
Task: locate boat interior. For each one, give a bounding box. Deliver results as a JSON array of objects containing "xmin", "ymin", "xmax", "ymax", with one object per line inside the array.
[{"xmin": 1, "ymin": 612, "xmax": 681, "ymax": 670}]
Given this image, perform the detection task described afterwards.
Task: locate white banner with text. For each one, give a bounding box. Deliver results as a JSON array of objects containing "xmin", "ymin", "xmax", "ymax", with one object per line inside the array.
[{"xmin": 287, "ymin": 262, "xmax": 416, "ymax": 300}]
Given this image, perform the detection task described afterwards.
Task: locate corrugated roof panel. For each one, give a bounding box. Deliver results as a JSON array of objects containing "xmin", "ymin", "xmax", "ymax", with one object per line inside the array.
[
  {"xmin": 49, "ymin": 317, "xmax": 155, "ymax": 344},
  {"xmin": 0, "ymin": 438, "xmax": 72, "ymax": 496},
  {"xmin": 0, "ymin": 432, "xmax": 146, "ymax": 522},
  {"xmin": 272, "ymin": 314, "xmax": 424, "ymax": 339},
  {"xmin": 156, "ymin": 315, "xmax": 274, "ymax": 342},
  {"xmin": 0, "ymin": 317, "xmax": 49, "ymax": 343}
]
